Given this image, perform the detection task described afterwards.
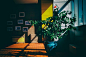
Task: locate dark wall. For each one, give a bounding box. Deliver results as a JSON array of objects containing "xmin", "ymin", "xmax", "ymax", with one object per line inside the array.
[
  {"xmin": 52, "ymin": 25, "xmax": 86, "ymax": 52},
  {"xmin": 55, "ymin": 30, "xmax": 70, "ymax": 52},
  {"xmin": 12, "ymin": 5, "xmax": 40, "ymax": 35},
  {"xmin": 8, "ymin": 0, "xmax": 41, "ymax": 42},
  {"xmin": 0, "ymin": 0, "xmax": 12, "ymax": 48},
  {"xmin": 0, "ymin": 0, "xmax": 41, "ymax": 48},
  {"xmin": 7, "ymin": 0, "xmax": 41, "ymax": 35},
  {"xmin": 69, "ymin": 25, "xmax": 86, "ymax": 46},
  {"xmin": 9, "ymin": 4, "xmax": 41, "ymax": 20}
]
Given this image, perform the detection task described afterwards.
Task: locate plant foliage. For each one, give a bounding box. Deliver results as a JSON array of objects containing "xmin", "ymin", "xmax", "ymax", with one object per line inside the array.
[{"xmin": 29, "ymin": 6, "xmax": 76, "ymax": 41}]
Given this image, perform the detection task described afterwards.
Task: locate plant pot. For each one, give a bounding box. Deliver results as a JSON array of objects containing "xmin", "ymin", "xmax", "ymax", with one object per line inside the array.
[{"xmin": 44, "ymin": 41, "xmax": 57, "ymax": 55}]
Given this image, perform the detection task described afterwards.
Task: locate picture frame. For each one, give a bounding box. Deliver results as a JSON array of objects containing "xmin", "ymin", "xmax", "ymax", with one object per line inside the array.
[
  {"xmin": 19, "ymin": 12, "xmax": 25, "ymax": 17},
  {"xmin": 25, "ymin": 21, "xmax": 31, "ymax": 25},
  {"xmin": 15, "ymin": 26, "xmax": 21, "ymax": 31},
  {"xmin": 10, "ymin": 14, "xmax": 16, "ymax": 19},
  {"xmin": 18, "ymin": 19, "xmax": 23, "ymax": 24},
  {"xmin": 7, "ymin": 21, "xmax": 13, "ymax": 25},
  {"xmin": 7, "ymin": 27, "xmax": 13, "ymax": 31},
  {"xmin": 23, "ymin": 27, "xmax": 28, "ymax": 32}
]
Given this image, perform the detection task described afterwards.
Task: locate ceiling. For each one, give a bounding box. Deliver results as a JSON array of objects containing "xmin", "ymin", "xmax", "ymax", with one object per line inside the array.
[{"xmin": 13, "ymin": 0, "xmax": 38, "ymax": 4}]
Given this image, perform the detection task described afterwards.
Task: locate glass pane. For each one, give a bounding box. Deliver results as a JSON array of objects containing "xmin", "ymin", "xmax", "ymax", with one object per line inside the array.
[
  {"xmin": 74, "ymin": 0, "xmax": 78, "ymax": 26},
  {"xmin": 53, "ymin": 1, "xmax": 71, "ymax": 13},
  {"xmin": 53, "ymin": 2, "xmax": 66, "ymax": 10},
  {"xmin": 53, "ymin": 0, "xmax": 71, "ymax": 29},
  {"xmin": 61, "ymin": 2, "xmax": 71, "ymax": 12},
  {"xmin": 83, "ymin": 0, "xmax": 86, "ymax": 25},
  {"xmin": 71, "ymin": 0, "xmax": 74, "ymax": 17},
  {"xmin": 79, "ymin": 0, "xmax": 83, "ymax": 26}
]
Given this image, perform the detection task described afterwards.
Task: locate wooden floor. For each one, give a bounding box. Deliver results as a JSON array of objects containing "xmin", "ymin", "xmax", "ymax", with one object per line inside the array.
[
  {"xmin": 0, "ymin": 43, "xmax": 49, "ymax": 57},
  {"xmin": 0, "ymin": 43, "xmax": 69, "ymax": 57}
]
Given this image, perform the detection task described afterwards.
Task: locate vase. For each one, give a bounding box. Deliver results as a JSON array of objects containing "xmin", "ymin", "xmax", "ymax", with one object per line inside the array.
[{"xmin": 44, "ymin": 41, "xmax": 57, "ymax": 55}]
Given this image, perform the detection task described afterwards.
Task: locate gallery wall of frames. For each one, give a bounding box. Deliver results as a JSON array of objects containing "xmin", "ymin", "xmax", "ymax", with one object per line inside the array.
[
  {"xmin": 7, "ymin": 12, "xmax": 31, "ymax": 32},
  {"xmin": 7, "ymin": 12, "xmax": 32, "ymax": 43},
  {"xmin": 6, "ymin": 1, "xmax": 41, "ymax": 36},
  {"xmin": 5, "ymin": 0, "xmax": 41, "ymax": 43}
]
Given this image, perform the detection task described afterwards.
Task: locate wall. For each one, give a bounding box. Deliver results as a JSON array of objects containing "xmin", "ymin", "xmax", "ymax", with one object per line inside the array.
[
  {"xmin": 54, "ymin": 25, "xmax": 86, "ymax": 52},
  {"xmin": 56, "ymin": 30, "xmax": 70, "ymax": 52},
  {"xmin": 6, "ymin": 0, "xmax": 41, "ymax": 43},
  {"xmin": 41, "ymin": 0, "xmax": 53, "ymax": 28},
  {"xmin": 73, "ymin": 0, "xmax": 86, "ymax": 26},
  {"xmin": 69, "ymin": 25, "xmax": 86, "ymax": 56},
  {"xmin": 0, "ymin": 0, "xmax": 13, "ymax": 48},
  {"xmin": 69, "ymin": 25, "xmax": 86, "ymax": 46}
]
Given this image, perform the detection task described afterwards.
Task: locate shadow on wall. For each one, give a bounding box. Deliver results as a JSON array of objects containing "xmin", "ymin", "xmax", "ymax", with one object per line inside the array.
[
  {"xmin": 12, "ymin": 25, "xmax": 39, "ymax": 43},
  {"xmin": 27, "ymin": 25, "xmax": 42, "ymax": 43},
  {"xmin": 28, "ymin": 25, "xmax": 35, "ymax": 36},
  {"xmin": 52, "ymin": 25, "xmax": 86, "ymax": 53},
  {"xmin": 12, "ymin": 25, "xmax": 35, "ymax": 43},
  {"xmin": 55, "ymin": 30, "xmax": 70, "ymax": 52},
  {"xmin": 17, "ymin": 34, "xmax": 25, "ymax": 43},
  {"xmin": 44, "ymin": 30, "xmax": 70, "ymax": 55},
  {"xmin": 56, "ymin": 25, "xmax": 86, "ymax": 50},
  {"xmin": 12, "ymin": 34, "xmax": 25, "ymax": 43},
  {"xmin": 56, "ymin": 25, "xmax": 86, "ymax": 52},
  {"xmin": 70, "ymin": 25, "xmax": 86, "ymax": 46}
]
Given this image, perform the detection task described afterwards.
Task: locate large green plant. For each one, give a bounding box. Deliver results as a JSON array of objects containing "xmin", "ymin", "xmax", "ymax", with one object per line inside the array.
[{"xmin": 29, "ymin": 6, "xmax": 76, "ymax": 41}]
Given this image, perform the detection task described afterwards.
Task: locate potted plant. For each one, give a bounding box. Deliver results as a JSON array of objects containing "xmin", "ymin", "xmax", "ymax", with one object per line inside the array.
[{"xmin": 29, "ymin": 5, "xmax": 76, "ymax": 54}]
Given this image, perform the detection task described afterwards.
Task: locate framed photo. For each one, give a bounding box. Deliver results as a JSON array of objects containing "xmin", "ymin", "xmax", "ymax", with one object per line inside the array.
[
  {"xmin": 19, "ymin": 12, "xmax": 25, "ymax": 17},
  {"xmin": 18, "ymin": 19, "xmax": 23, "ymax": 24},
  {"xmin": 15, "ymin": 26, "xmax": 21, "ymax": 31},
  {"xmin": 7, "ymin": 27, "xmax": 13, "ymax": 31},
  {"xmin": 10, "ymin": 14, "xmax": 16, "ymax": 19},
  {"xmin": 23, "ymin": 27, "xmax": 28, "ymax": 32},
  {"xmin": 25, "ymin": 21, "xmax": 31, "ymax": 25},
  {"xmin": 7, "ymin": 21, "xmax": 13, "ymax": 25}
]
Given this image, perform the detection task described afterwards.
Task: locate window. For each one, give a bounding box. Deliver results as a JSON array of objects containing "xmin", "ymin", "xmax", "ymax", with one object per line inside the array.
[
  {"xmin": 53, "ymin": 0, "xmax": 71, "ymax": 12},
  {"xmin": 53, "ymin": 0, "xmax": 71, "ymax": 29},
  {"xmin": 83, "ymin": 0, "xmax": 86, "ymax": 25},
  {"xmin": 73, "ymin": 0, "xmax": 84, "ymax": 26},
  {"xmin": 53, "ymin": 0, "xmax": 71, "ymax": 41},
  {"xmin": 79, "ymin": 0, "xmax": 83, "ymax": 26},
  {"xmin": 54, "ymin": 0, "xmax": 84, "ymax": 26}
]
